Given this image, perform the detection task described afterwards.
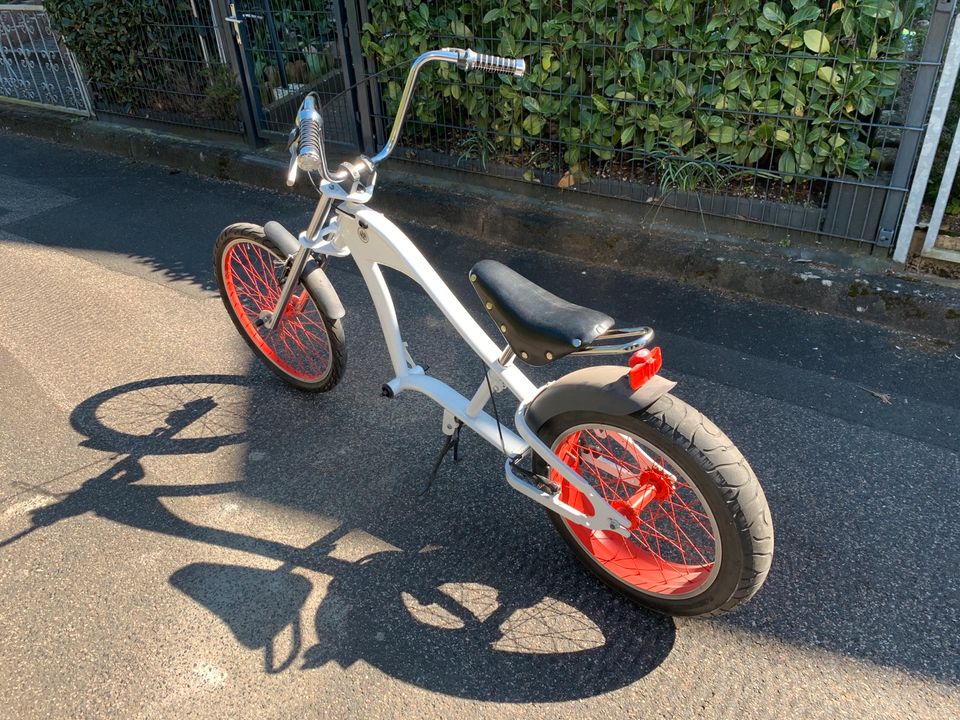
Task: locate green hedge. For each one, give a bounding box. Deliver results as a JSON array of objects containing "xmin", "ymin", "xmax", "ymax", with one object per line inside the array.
[
  {"xmin": 363, "ymin": 0, "xmax": 920, "ymax": 182},
  {"xmin": 46, "ymin": 0, "xmax": 239, "ymax": 120},
  {"xmin": 47, "ymin": 1, "xmax": 190, "ymax": 103}
]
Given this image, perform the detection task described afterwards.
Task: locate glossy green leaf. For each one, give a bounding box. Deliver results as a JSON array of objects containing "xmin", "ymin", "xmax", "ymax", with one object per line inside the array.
[{"xmin": 803, "ymin": 29, "xmax": 829, "ymax": 54}]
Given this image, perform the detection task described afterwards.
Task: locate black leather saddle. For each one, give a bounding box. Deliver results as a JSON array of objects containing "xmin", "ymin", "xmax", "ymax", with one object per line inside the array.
[{"xmin": 470, "ymin": 259, "xmax": 614, "ymax": 366}]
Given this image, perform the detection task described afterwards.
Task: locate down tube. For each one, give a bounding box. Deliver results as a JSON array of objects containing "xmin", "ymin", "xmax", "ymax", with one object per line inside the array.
[
  {"xmin": 354, "ymin": 259, "xmax": 411, "ymax": 378},
  {"xmin": 347, "ymin": 207, "xmax": 538, "ymax": 400}
]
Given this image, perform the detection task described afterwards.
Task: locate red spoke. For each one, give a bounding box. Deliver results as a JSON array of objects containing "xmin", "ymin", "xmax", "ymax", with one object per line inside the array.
[
  {"xmin": 222, "ymin": 241, "xmax": 332, "ymax": 382},
  {"xmin": 552, "ymin": 425, "xmax": 717, "ymax": 596}
]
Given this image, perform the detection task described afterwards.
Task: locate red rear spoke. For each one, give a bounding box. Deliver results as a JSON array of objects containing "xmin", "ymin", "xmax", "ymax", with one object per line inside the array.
[{"xmin": 552, "ymin": 426, "xmax": 717, "ymax": 596}]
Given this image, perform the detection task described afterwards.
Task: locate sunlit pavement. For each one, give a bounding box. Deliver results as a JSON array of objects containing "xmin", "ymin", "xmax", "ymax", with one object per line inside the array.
[{"xmin": 0, "ymin": 133, "xmax": 957, "ymax": 719}]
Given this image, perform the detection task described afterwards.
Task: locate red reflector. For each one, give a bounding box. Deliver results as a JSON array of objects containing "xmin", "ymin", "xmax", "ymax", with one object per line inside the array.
[{"xmin": 628, "ymin": 346, "xmax": 662, "ymax": 390}]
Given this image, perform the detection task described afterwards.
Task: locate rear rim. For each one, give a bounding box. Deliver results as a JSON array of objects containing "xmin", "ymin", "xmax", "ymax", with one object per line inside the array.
[
  {"xmin": 221, "ymin": 238, "xmax": 333, "ymax": 382},
  {"xmin": 551, "ymin": 424, "xmax": 721, "ymax": 599}
]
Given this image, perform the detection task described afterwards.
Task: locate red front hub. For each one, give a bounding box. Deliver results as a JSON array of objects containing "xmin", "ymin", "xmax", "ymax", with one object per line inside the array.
[{"xmin": 283, "ymin": 290, "xmax": 310, "ymax": 318}]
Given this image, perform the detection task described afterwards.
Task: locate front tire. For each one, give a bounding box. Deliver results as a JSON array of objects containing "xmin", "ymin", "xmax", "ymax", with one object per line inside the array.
[
  {"xmin": 535, "ymin": 394, "xmax": 773, "ymax": 616},
  {"xmin": 214, "ymin": 223, "xmax": 346, "ymax": 392}
]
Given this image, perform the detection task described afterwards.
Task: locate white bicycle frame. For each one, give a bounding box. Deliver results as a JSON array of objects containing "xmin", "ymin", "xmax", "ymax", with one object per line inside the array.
[
  {"xmin": 280, "ymin": 178, "xmax": 631, "ymax": 537},
  {"xmin": 265, "ymin": 48, "xmax": 641, "ymax": 536}
]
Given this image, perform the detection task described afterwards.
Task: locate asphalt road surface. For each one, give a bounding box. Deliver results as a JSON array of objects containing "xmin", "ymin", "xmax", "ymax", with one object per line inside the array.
[{"xmin": 0, "ymin": 132, "xmax": 957, "ymax": 719}]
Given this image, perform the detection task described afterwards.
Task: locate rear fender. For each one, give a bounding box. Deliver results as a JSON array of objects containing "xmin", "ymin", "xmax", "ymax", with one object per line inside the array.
[{"xmin": 526, "ymin": 365, "xmax": 676, "ymax": 433}]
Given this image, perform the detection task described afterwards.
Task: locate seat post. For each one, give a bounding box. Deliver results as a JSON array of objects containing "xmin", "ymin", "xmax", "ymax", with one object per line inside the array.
[{"xmin": 498, "ymin": 347, "xmax": 516, "ymax": 366}]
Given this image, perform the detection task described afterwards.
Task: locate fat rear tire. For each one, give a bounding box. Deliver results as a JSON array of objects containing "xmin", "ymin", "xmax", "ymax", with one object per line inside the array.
[{"xmin": 535, "ymin": 393, "xmax": 773, "ymax": 616}]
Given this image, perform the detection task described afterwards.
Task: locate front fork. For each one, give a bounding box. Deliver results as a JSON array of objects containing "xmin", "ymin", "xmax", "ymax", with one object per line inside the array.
[
  {"xmin": 258, "ymin": 247, "xmax": 311, "ymax": 330},
  {"xmin": 258, "ymin": 197, "xmax": 334, "ymax": 330}
]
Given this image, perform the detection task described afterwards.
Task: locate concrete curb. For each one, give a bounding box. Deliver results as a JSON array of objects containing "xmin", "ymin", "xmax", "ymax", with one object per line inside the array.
[{"xmin": 3, "ymin": 103, "xmax": 958, "ymax": 342}]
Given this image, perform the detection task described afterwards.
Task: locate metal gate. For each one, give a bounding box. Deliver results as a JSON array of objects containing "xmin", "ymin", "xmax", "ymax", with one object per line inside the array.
[
  {"xmin": 0, "ymin": 3, "xmax": 92, "ymax": 115},
  {"xmin": 225, "ymin": 0, "xmax": 361, "ymax": 148}
]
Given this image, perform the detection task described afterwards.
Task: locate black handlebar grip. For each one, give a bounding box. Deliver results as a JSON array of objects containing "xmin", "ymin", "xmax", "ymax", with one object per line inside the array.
[{"xmin": 473, "ymin": 53, "xmax": 526, "ymax": 77}]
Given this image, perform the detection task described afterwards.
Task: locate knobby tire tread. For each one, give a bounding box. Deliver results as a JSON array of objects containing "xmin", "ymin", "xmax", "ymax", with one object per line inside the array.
[{"xmin": 641, "ymin": 393, "xmax": 773, "ymax": 615}]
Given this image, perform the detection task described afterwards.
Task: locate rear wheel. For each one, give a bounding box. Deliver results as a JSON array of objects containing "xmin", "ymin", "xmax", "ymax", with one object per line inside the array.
[
  {"xmin": 214, "ymin": 223, "xmax": 345, "ymax": 392},
  {"xmin": 535, "ymin": 394, "xmax": 773, "ymax": 616}
]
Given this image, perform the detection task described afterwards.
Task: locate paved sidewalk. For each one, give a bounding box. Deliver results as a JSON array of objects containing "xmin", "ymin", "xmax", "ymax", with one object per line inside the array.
[{"xmin": 0, "ymin": 133, "xmax": 957, "ymax": 719}]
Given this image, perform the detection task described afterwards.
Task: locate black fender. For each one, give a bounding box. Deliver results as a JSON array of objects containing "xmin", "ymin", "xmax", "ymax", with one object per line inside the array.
[
  {"xmin": 264, "ymin": 221, "xmax": 346, "ymax": 320},
  {"xmin": 526, "ymin": 365, "xmax": 676, "ymax": 432}
]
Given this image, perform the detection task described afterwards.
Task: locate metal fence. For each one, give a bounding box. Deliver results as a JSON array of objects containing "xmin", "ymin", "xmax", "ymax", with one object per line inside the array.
[
  {"xmin": 359, "ymin": 0, "xmax": 957, "ymax": 249},
  {"xmin": 20, "ymin": 0, "xmax": 959, "ymax": 252},
  {"xmin": 78, "ymin": 1, "xmax": 242, "ymax": 133},
  {"xmin": 0, "ymin": 3, "xmax": 91, "ymax": 115}
]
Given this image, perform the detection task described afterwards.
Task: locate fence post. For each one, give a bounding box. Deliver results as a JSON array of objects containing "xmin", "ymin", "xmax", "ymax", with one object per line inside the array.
[
  {"xmin": 336, "ymin": 0, "xmax": 378, "ymax": 155},
  {"xmin": 212, "ymin": 0, "xmax": 263, "ymax": 147},
  {"xmin": 875, "ymin": 1, "xmax": 957, "ymax": 248},
  {"xmin": 893, "ymin": 14, "xmax": 960, "ymax": 263}
]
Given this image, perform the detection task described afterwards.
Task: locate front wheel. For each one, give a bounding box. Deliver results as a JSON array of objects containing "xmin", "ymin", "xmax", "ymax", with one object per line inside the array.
[
  {"xmin": 534, "ymin": 394, "xmax": 773, "ymax": 616},
  {"xmin": 214, "ymin": 223, "xmax": 346, "ymax": 392}
]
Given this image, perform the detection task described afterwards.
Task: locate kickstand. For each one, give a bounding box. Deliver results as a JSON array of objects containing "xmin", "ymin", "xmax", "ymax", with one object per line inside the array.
[{"xmin": 421, "ymin": 420, "xmax": 464, "ymax": 495}]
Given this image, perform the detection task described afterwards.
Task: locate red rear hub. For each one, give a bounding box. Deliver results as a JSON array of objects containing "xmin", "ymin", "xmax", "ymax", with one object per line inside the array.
[{"xmin": 611, "ymin": 468, "xmax": 675, "ymax": 530}]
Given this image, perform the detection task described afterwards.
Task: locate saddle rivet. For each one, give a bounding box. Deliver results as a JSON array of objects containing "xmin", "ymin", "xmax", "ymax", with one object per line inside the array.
[
  {"xmin": 470, "ymin": 274, "xmax": 477, "ymax": 282},
  {"xmin": 545, "ymin": 351, "xmax": 553, "ymax": 360},
  {"xmin": 572, "ymin": 338, "xmax": 582, "ymax": 347},
  {"xmin": 521, "ymin": 351, "xmax": 529, "ymax": 360},
  {"xmin": 500, "ymin": 324, "xmax": 508, "ymax": 333},
  {"xmin": 485, "ymin": 302, "xmax": 493, "ymax": 310}
]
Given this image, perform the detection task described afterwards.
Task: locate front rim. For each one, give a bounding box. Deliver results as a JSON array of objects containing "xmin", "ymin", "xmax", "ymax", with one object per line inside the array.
[
  {"xmin": 551, "ymin": 424, "xmax": 721, "ymax": 599},
  {"xmin": 221, "ymin": 238, "xmax": 333, "ymax": 382}
]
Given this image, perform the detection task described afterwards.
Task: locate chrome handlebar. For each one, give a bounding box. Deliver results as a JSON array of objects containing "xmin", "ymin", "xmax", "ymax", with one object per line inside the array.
[
  {"xmin": 371, "ymin": 48, "xmax": 525, "ymax": 166},
  {"xmin": 288, "ymin": 47, "xmax": 525, "ymax": 190},
  {"xmin": 461, "ymin": 49, "xmax": 527, "ymax": 77}
]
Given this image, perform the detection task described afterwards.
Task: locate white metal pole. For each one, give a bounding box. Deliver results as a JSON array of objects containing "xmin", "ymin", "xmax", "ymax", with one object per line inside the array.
[
  {"xmin": 922, "ymin": 80, "xmax": 960, "ymax": 255},
  {"xmin": 189, "ymin": 0, "xmax": 212, "ymax": 64},
  {"xmin": 893, "ymin": 14, "xmax": 960, "ymax": 264}
]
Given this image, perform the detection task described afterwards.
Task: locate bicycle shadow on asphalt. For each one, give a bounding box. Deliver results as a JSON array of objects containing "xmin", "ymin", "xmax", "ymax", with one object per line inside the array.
[{"xmin": 2, "ymin": 374, "xmax": 676, "ymax": 701}]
